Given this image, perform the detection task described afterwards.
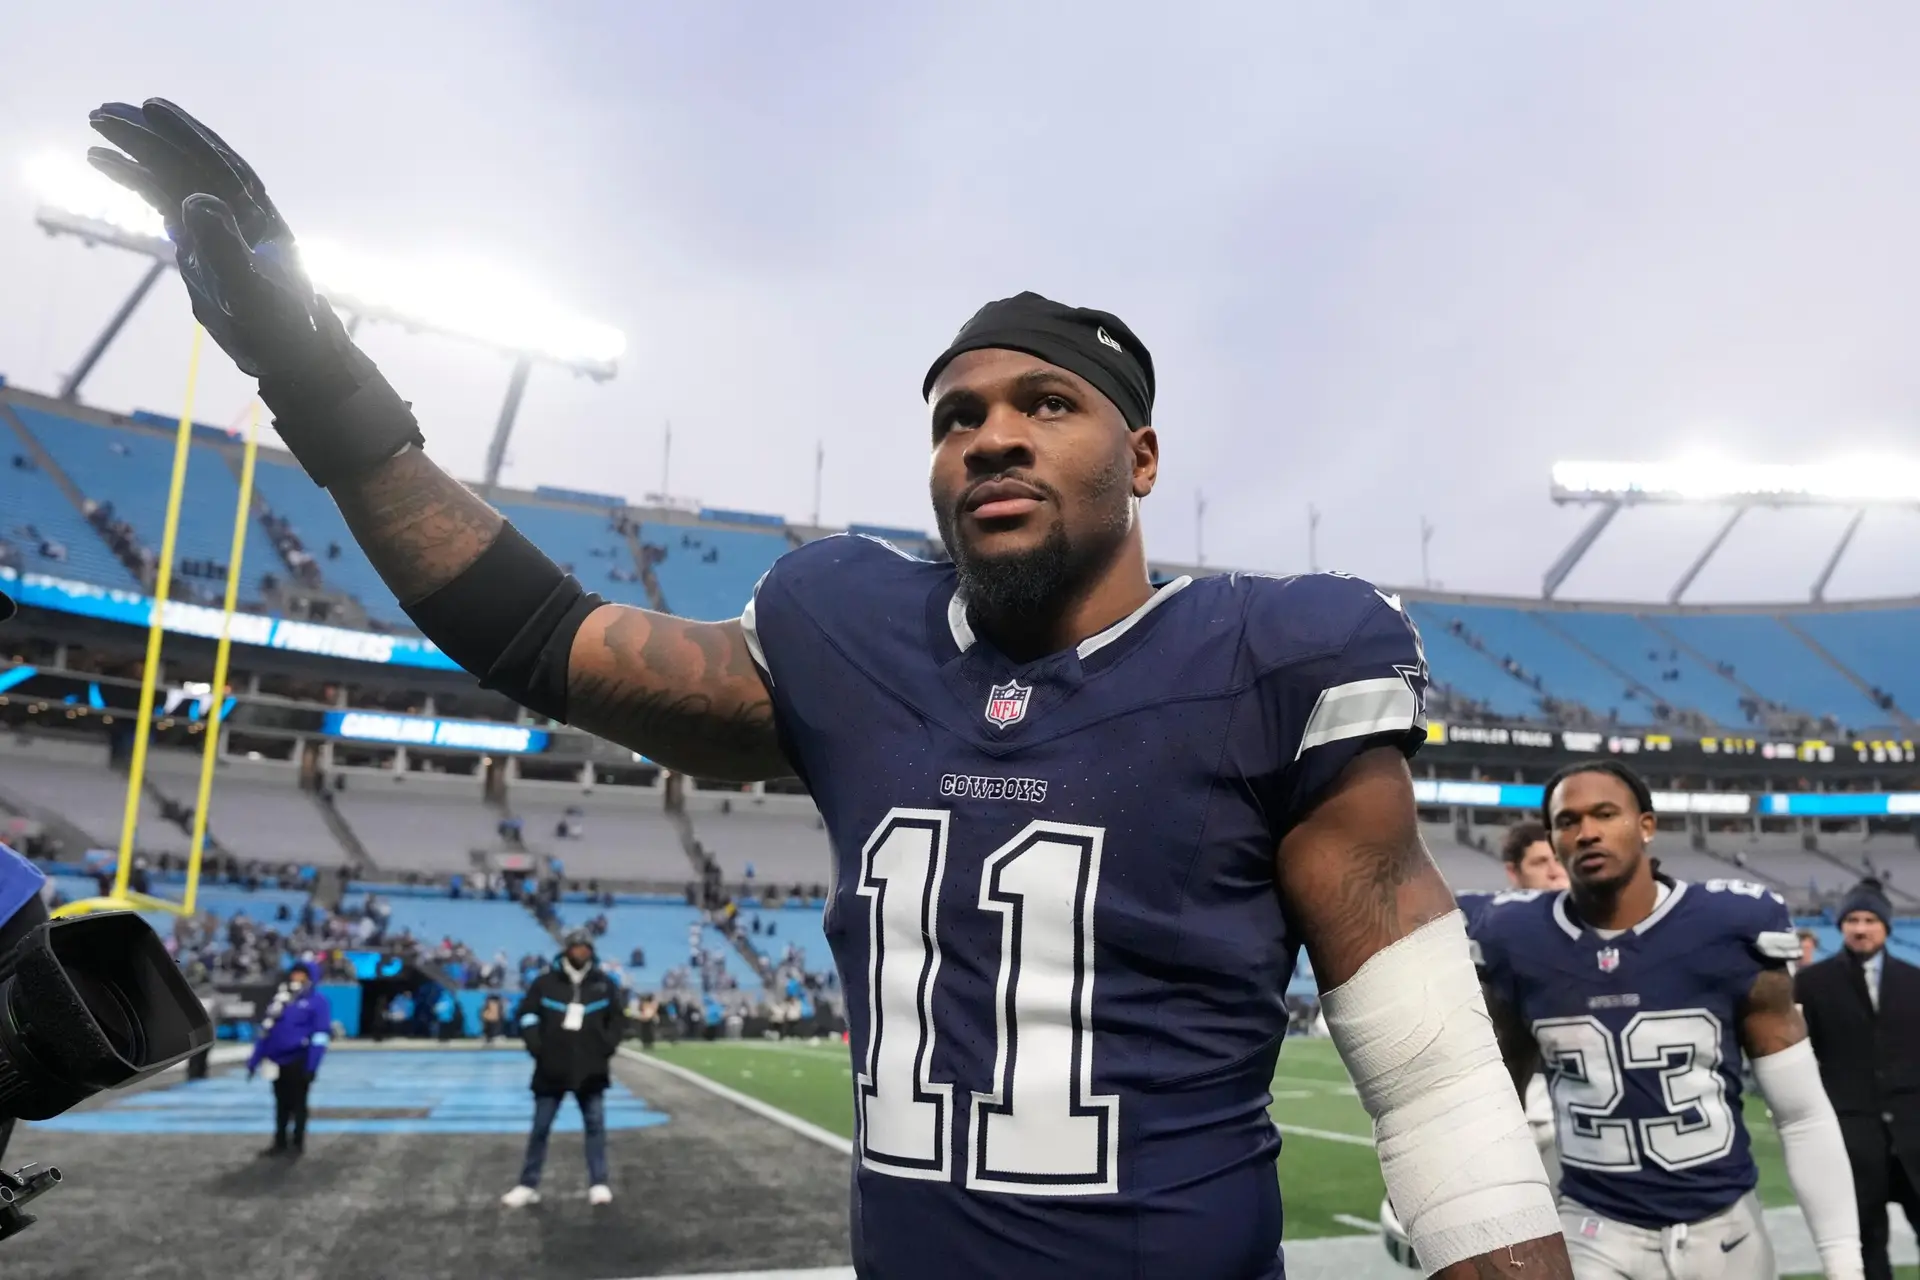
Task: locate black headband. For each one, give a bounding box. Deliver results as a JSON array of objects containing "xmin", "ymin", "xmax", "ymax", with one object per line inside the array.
[{"xmin": 922, "ymin": 291, "xmax": 1155, "ymax": 430}]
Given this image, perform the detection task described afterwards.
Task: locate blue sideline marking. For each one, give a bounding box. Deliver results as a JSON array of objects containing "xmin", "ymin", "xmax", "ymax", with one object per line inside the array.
[{"xmin": 29, "ymin": 1049, "xmax": 670, "ymax": 1135}]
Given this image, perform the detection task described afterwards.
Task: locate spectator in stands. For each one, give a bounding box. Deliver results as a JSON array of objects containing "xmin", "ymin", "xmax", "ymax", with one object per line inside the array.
[
  {"xmin": 247, "ymin": 961, "xmax": 330, "ymax": 1159},
  {"xmin": 502, "ymin": 931, "xmax": 624, "ymax": 1209},
  {"xmin": 480, "ymin": 994, "xmax": 508, "ymax": 1044},
  {"xmin": 1796, "ymin": 879, "xmax": 1920, "ymax": 1280},
  {"xmin": 1798, "ymin": 928, "xmax": 1820, "ymax": 969}
]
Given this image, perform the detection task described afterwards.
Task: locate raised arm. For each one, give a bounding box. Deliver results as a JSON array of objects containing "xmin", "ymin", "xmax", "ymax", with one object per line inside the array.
[
  {"xmin": 329, "ymin": 447, "xmax": 786, "ymax": 780},
  {"xmin": 1740, "ymin": 967, "xmax": 1863, "ymax": 1280},
  {"xmin": 83, "ymin": 101, "xmax": 789, "ymax": 783},
  {"xmin": 1278, "ymin": 747, "xmax": 1567, "ymax": 1280}
]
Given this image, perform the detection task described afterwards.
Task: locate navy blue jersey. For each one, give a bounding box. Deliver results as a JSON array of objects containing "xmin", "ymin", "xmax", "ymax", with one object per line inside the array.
[
  {"xmin": 1456, "ymin": 890, "xmax": 1500, "ymax": 933},
  {"xmin": 744, "ymin": 535, "xmax": 1429, "ymax": 1280},
  {"xmin": 1472, "ymin": 878, "xmax": 1797, "ymax": 1229}
]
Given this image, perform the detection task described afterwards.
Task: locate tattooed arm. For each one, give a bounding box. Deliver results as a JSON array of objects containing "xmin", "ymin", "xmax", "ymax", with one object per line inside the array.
[
  {"xmin": 329, "ymin": 447, "xmax": 789, "ymax": 781},
  {"xmin": 1278, "ymin": 747, "xmax": 1570, "ymax": 1280}
]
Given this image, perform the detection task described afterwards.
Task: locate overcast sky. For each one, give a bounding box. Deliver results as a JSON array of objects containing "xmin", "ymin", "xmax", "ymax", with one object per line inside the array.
[{"xmin": 7, "ymin": 2, "xmax": 1920, "ymax": 602}]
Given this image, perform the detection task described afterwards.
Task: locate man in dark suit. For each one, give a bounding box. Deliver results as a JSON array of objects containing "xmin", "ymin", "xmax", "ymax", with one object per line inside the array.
[{"xmin": 1797, "ymin": 878, "xmax": 1920, "ymax": 1280}]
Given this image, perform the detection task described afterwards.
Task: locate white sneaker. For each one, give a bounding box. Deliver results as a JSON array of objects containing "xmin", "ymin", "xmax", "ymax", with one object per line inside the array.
[
  {"xmin": 500, "ymin": 1185, "xmax": 541, "ymax": 1208},
  {"xmin": 588, "ymin": 1184, "xmax": 613, "ymax": 1205}
]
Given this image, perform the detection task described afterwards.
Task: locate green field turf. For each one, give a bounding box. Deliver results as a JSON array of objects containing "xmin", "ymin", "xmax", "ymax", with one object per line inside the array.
[
  {"xmin": 651, "ymin": 1035, "xmax": 1913, "ymax": 1278},
  {"xmin": 653, "ymin": 1035, "xmax": 1792, "ymax": 1240}
]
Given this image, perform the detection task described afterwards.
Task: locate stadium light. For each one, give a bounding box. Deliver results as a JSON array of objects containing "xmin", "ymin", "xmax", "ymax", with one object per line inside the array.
[
  {"xmin": 1544, "ymin": 455, "xmax": 1918, "ymax": 603},
  {"xmin": 1551, "ymin": 458, "xmax": 1920, "ymax": 506},
  {"xmin": 23, "ymin": 151, "xmax": 626, "ymax": 488},
  {"xmin": 24, "ymin": 153, "xmax": 625, "ymax": 375}
]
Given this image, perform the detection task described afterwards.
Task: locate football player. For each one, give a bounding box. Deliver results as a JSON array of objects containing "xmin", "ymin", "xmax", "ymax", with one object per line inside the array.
[
  {"xmin": 1476, "ymin": 761, "xmax": 1863, "ymax": 1280},
  {"xmin": 89, "ymin": 100, "xmax": 1569, "ymax": 1280}
]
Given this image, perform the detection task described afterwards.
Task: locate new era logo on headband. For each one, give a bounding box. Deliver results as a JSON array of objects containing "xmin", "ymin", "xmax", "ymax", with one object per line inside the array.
[{"xmin": 1096, "ymin": 327, "xmax": 1123, "ymax": 354}]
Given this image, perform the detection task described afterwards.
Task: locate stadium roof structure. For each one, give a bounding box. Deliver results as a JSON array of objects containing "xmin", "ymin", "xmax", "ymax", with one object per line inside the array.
[
  {"xmin": 23, "ymin": 152, "xmax": 624, "ymax": 493},
  {"xmin": 1545, "ymin": 457, "xmax": 1920, "ymax": 605}
]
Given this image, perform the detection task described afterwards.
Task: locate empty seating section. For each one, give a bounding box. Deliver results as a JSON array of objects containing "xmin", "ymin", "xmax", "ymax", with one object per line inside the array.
[
  {"xmin": 14, "ymin": 406, "xmax": 283, "ymax": 603},
  {"xmin": 331, "ymin": 780, "xmax": 492, "ymax": 871},
  {"xmin": 1, "ymin": 448, "xmax": 140, "ymax": 588},
  {"xmin": 1732, "ymin": 834, "xmax": 1853, "ymax": 895},
  {"xmin": 245, "ymin": 455, "xmax": 408, "ymax": 625},
  {"xmin": 1541, "ymin": 612, "xmax": 1752, "ymax": 726},
  {"xmin": 372, "ymin": 897, "xmax": 557, "ymax": 961},
  {"xmin": 144, "ymin": 753, "xmax": 345, "ymax": 863},
  {"xmin": 644, "ymin": 523, "xmax": 786, "ymax": 621},
  {"xmin": 689, "ymin": 802, "xmax": 831, "ymax": 883},
  {"xmin": 190, "ymin": 886, "xmax": 311, "ymax": 922},
  {"xmin": 742, "ymin": 904, "xmax": 834, "ymax": 976},
  {"xmin": 495, "ymin": 501, "xmax": 654, "ymax": 609},
  {"xmin": 550, "ymin": 902, "xmax": 704, "ymax": 991},
  {"xmin": 516, "ymin": 792, "xmax": 687, "ymax": 880},
  {"xmin": 1418, "ymin": 602, "xmax": 1642, "ymax": 723},
  {"xmin": 1422, "ymin": 831, "xmax": 1508, "ymax": 893},
  {"xmin": 0, "ymin": 747, "xmax": 185, "ymax": 852},
  {"xmin": 1793, "ymin": 609, "xmax": 1920, "ymax": 716},
  {"xmin": 1653, "ymin": 614, "xmax": 1888, "ymax": 728},
  {"xmin": 1401, "ymin": 606, "xmax": 1539, "ymax": 718}
]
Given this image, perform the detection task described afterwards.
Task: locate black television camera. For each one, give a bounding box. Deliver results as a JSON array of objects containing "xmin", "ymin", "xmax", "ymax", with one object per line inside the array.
[{"xmin": 0, "ymin": 911, "xmax": 213, "ymax": 1239}]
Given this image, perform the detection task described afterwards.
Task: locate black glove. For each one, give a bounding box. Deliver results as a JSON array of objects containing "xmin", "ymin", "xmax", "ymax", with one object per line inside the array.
[{"xmin": 87, "ymin": 99, "xmax": 422, "ymax": 487}]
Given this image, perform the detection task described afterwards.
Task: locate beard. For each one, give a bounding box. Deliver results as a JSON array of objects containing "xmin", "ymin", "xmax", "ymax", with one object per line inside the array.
[
  {"xmin": 935, "ymin": 454, "xmax": 1136, "ymax": 633},
  {"xmin": 947, "ymin": 516, "xmax": 1086, "ymax": 623}
]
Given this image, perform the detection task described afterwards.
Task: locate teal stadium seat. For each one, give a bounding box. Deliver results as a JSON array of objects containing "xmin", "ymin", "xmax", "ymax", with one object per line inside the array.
[
  {"xmin": 495, "ymin": 501, "xmax": 655, "ymax": 610},
  {"xmin": 1656, "ymin": 614, "xmax": 1891, "ymax": 729},
  {"xmin": 643, "ymin": 523, "xmax": 787, "ymax": 621},
  {"xmin": 1402, "ymin": 602, "xmax": 1542, "ymax": 719},
  {"xmin": 245, "ymin": 453, "xmax": 409, "ymax": 626},
  {"xmin": 0, "ymin": 448, "xmax": 141, "ymax": 589},
  {"xmin": 14, "ymin": 407, "xmax": 284, "ymax": 605},
  {"xmin": 1792, "ymin": 607, "xmax": 1920, "ymax": 718},
  {"xmin": 1413, "ymin": 602, "xmax": 1646, "ymax": 724},
  {"xmin": 1542, "ymin": 611, "xmax": 1753, "ymax": 726},
  {"xmin": 552, "ymin": 902, "xmax": 707, "ymax": 992}
]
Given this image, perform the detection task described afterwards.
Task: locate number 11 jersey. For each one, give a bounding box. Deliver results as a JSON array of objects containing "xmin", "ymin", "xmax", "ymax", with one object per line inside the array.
[
  {"xmin": 1472, "ymin": 878, "xmax": 1799, "ymax": 1229},
  {"xmin": 743, "ymin": 534, "xmax": 1431, "ymax": 1280}
]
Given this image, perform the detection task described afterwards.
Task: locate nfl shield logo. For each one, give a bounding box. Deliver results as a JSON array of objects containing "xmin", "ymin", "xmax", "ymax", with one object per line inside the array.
[
  {"xmin": 1596, "ymin": 947, "xmax": 1620, "ymax": 973},
  {"xmin": 984, "ymin": 680, "xmax": 1032, "ymax": 730}
]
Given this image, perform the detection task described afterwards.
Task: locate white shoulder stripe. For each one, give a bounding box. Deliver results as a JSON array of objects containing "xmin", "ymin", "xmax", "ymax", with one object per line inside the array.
[
  {"xmin": 1294, "ymin": 676, "xmax": 1420, "ymax": 760},
  {"xmin": 740, "ymin": 572, "xmax": 772, "ymax": 685}
]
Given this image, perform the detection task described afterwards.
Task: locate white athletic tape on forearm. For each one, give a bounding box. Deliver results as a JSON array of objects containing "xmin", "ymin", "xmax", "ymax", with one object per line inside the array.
[
  {"xmin": 1753, "ymin": 1039, "xmax": 1864, "ymax": 1280},
  {"xmin": 1320, "ymin": 912, "xmax": 1559, "ymax": 1274}
]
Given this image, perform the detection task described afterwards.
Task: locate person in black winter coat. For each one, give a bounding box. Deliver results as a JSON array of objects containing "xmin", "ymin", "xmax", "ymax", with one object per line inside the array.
[
  {"xmin": 1796, "ymin": 879, "xmax": 1920, "ymax": 1280},
  {"xmin": 500, "ymin": 931, "xmax": 624, "ymax": 1207}
]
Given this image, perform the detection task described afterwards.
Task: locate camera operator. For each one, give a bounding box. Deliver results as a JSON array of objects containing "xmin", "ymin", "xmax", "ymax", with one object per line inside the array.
[
  {"xmin": 0, "ymin": 587, "xmax": 50, "ymax": 1168},
  {"xmin": 0, "ymin": 582, "xmax": 214, "ymax": 1238}
]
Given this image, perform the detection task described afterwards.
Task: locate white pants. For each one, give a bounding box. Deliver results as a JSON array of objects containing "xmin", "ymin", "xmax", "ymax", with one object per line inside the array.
[{"xmin": 1559, "ymin": 1192, "xmax": 1775, "ymax": 1280}]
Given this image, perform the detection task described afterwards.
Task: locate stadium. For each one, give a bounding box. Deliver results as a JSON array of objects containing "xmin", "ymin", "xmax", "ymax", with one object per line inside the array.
[
  {"xmin": 6, "ymin": 26, "xmax": 1920, "ymax": 1280},
  {"xmin": 3, "ymin": 376, "xmax": 1918, "ymax": 1278}
]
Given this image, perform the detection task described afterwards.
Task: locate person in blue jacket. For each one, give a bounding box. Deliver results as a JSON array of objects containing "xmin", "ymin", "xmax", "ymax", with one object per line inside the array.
[{"xmin": 247, "ymin": 960, "xmax": 331, "ymax": 1157}]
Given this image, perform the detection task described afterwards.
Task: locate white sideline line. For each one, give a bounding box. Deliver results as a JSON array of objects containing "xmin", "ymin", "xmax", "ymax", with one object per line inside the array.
[
  {"xmin": 619, "ymin": 1046, "xmax": 853, "ymax": 1156},
  {"xmin": 1329, "ymin": 1213, "xmax": 1379, "ymax": 1232}
]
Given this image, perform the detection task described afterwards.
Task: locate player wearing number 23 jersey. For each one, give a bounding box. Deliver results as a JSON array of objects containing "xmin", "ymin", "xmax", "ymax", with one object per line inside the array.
[
  {"xmin": 1473, "ymin": 760, "xmax": 1864, "ymax": 1280},
  {"xmin": 1473, "ymin": 876, "xmax": 1794, "ymax": 1229},
  {"xmin": 744, "ymin": 534, "xmax": 1428, "ymax": 1279}
]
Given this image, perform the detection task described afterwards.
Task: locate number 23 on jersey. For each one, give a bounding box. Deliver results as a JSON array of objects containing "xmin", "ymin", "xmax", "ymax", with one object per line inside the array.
[{"xmin": 855, "ymin": 808, "xmax": 1119, "ymax": 1196}]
